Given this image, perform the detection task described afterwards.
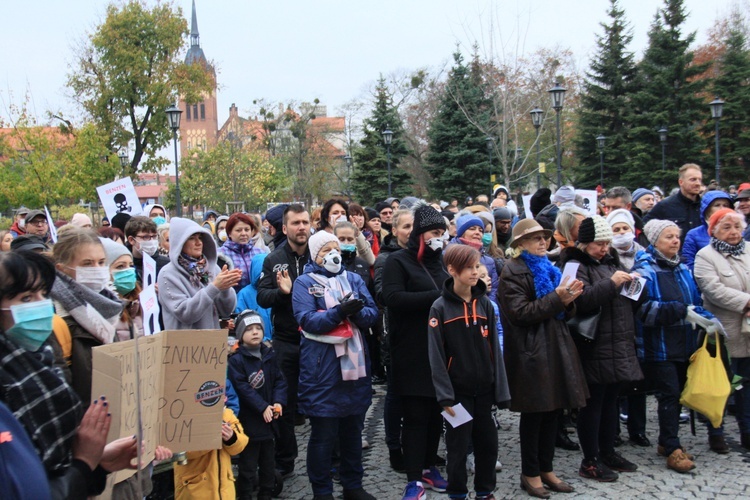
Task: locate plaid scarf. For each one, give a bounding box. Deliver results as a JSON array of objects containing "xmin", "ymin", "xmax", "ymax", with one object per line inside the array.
[
  {"xmin": 711, "ymin": 237, "xmax": 746, "ymax": 258},
  {"xmin": 178, "ymin": 253, "xmax": 211, "ymax": 288},
  {"xmin": 51, "ymin": 271, "xmax": 122, "ymax": 344},
  {"xmin": 0, "ymin": 335, "xmax": 82, "ymax": 474}
]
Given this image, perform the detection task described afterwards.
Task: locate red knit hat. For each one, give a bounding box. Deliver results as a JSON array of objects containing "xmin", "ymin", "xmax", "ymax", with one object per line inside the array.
[{"xmin": 707, "ymin": 208, "xmax": 738, "ymax": 237}]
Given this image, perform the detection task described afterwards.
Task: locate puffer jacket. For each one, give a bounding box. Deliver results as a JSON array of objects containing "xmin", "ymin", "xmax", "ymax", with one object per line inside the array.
[
  {"xmin": 235, "ymin": 253, "xmax": 273, "ymax": 340},
  {"xmin": 173, "ymin": 407, "xmax": 248, "ymax": 500},
  {"xmin": 218, "ymin": 239, "xmax": 267, "ymax": 292},
  {"xmin": 681, "ymin": 190, "xmax": 733, "ymax": 271},
  {"xmin": 292, "ymin": 262, "xmax": 378, "ymax": 417},
  {"xmin": 560, "ymin": 247, "xmax": 643, "ymax": 385}
]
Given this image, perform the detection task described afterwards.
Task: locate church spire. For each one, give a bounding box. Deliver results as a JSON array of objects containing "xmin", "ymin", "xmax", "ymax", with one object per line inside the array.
[{"xmin": 190, "ymin": 0, "xmax": 200, "ymax": 47}]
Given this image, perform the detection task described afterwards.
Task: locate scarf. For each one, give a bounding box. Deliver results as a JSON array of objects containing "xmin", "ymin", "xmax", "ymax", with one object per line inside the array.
[
  {"xmin": 51, "ymin": 271, "xmax": 122, "ymax": 344},
  {"xmin": 0, "ymin": 335, "xmax": 82, "ymax": 474},
  {"xmin": 520, "ymin": 251, "xmax": 561, "ymax": 300},
  {"xmin": 458, "ymin": 237, "xmax": 483, "ymax": 251},
  {"xmin": 711, "ymin": 237, "xmax": 746, "ymax": 257},
  {"xmin": 178, "ymin": 253, "xmax": 211, "ymax": 288},
  {"xmin": 307, "ymin": 272, "xmax": 368, "ymax": 381},
  {"xmin": 652, "ymin": 247, "xmax": 681, "ymax": 268}
]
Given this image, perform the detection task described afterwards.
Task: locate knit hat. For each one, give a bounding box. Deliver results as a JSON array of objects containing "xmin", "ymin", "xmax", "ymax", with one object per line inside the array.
[
  {"xmin": 632, "ymin": 188, "xmax": 654, "ymax": 204},
  {"xmin": 365, "ymin": 207, "xmax": 379, "ymax": 221},
  {"xmin": 111, "ymin": 212, "xmax": 132, "ymax": 233},
  {"xmin": 651, "ymin": 186, "xmax": 664, "ymax": 197},
  {"xmin": 493, "ymin": 207, "xmax": 512, "ymax": 221},
  {"xmin": 375, "ymin": 201, "xmax": 392, "ymax": 214},
  {"xmin": 99, "ymin": 236, "xmax": 132, "ymax": 266},
  {"xmin": 308, "ymin": 230, "xmax": 339, "ymax": 260},
  {"xmin": 475, "ymin": 211, "xmax": 495, "ymax": 229},
  {"xmin": 707, "ymin": 208, "xmax": 738, "ymax": 237},
  {"xmin": 399, "ymin": 196, "xmax": 421, "ymax": 209},
  {"xmin": 265, "ymin": 204, "xmax": 288, "ymax": 232},
  {"xmin": 236, "ymin": 309, "xmax": 264, "ymax": 336},
  {"xmin": 643, "ymin": 219, "xmax": 679, "ymax": 245},
  {"xmin": 605, "ymin": 209, "xmax": 635, "ymax": 231},
  {"xmin": 577, "ymin": 215, "xmax": 613, "ymax": 243},
  {"xmin": 412, "ymin": 203, "xmax": 447, "ymax": 236},
  {"xmin": 509, "ymin": 219, "xmax": 553, "ymax": 248},
  {"xmin": 455, "ymin": 214, "xmax": 485, "ymax": 238},
  {"xmin": 553, "ymin": 185, "xmax": 576, "ymax": 204},
  {"xmin": 493, "ymin": 185, "xmax": 510, "ymax": 199},
  {"xmin": 70, "ymin": 213, "xmax": 93, "ymax": 227},
  {"xmin": 738, "ymin": 182, "xmax": 750, "ymax": 195},
  {"xmin": 529, "ymin": 188, "xmax": 552, "ymax": 218}
]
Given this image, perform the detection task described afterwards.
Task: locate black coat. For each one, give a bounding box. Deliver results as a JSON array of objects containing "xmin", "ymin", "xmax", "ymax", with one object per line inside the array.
[
  {"xmin": 559, "ymin": 247, "xmax": 644, "ymax": 386},
  {"xmin": 643, "ymin": 191, "xmax": 701, "ymax": 247},
  {"xmin": 382, "ymin": 248, "xmax": 448, "ymax": 397}
]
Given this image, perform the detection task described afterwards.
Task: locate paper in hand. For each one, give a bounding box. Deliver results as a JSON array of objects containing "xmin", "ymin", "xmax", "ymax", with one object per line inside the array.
[
  {"xmin": 441, "ymin": 403, "xmax": 473, "ymax": 428},
  {"xmin": 560, "ymin": 262, "xmax": 579, "ymax": 286},
  {"xmin": 620, "ymin": 277, "xmax": 646, "ymax": 301}
]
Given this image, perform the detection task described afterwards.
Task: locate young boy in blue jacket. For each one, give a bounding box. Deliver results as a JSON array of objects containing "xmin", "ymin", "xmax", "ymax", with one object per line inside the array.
[{"xmin": 228, "ymin": 310, "xmax": 288, "ymax": 500}]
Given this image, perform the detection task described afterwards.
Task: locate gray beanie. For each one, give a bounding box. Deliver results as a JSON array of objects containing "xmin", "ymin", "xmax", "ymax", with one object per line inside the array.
[
  {"xmin": 99, "ymin": 237, "xmax": 132, "ymax": 266},
  {"xmin": 643, "ymin": 219, "xmax": 679, "ymax": 245},
  {"xmin": 553, "ymin": 185, "xmax": 576, "ymax": 204},
  {"xmin": 493, "ymin": 207, "xmax": 512, "ymax": 221}
]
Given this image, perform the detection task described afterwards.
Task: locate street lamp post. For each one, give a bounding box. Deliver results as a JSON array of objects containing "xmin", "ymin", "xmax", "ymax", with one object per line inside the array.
[
  {"xmin": 486, "ymin": 136, "xmax": 494, "ymax": 187},
  {"xmin": 382, "ymin": 126, "xmax": 393, "ymax": 197},
  {"xmin": 658, "ymin": 127, "xmax": 668, "ymax": 171},
  {"xmin": 166, "ymin": 104, "xmax": 183, "ymax": 217},
  {"xmin": 530, "ymin": 108, "xmax": 543, "ymax": 188},
  {"xmin": 548, "ymin": 82, "xmax": 566, "ymax": 187},
  {"xmin": 596, "ymin": 135, "xmax": 606, "ymax": 189},
  {"xmin": 709, "ymin": 98, "xmax": 724, "ymax": 185},
  {"xmin": 344, "ymin": 154, "xmax": 353, "ymax": 200},
  {"xmin": 118, "ymin": 148, "xmax": 129, "ymax": 177}
]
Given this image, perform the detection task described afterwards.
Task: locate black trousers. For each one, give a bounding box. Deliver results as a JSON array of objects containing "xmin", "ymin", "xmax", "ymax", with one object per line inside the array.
[
  {"xmin": 445, "ymin": 391, "xmax": 497, "ymax": 496},
  {"xmin": 237, "ymin": 438, "xmax": 275, "ymax": 497},
  {"xmin": 272, "ymin": 338, "xmax": 299, "ymax": 472},
  {"xmin": 519, "ymin": 411, "xmax": 558, "ymax": 477},
  {"xmin": 401, "ymin": 395, "xmax": 443, "ymax": 482},
  {"xmin": 577, "ymin": 382, "xmax": 622, "ymax": 461}
]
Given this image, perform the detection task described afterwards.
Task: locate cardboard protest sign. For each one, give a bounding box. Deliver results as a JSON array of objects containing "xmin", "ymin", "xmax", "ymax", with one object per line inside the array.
[
  {"xmin": 575, "ymin": 189, "xmax": 598, "ymax": 216},
  {"xmin": 140, "ymin": 286, "xmax": 160, "ymax": 336},
  {"xmin": 522, "ymin": 194, "xmax": 533, "ymax": 219},
  {"xmin": 96, "ymin": 177, "xmax": 143, "ymax": 221},
  {"xmin": 143, "ymin": 252, "xmax": 157, "ymax": 289}
]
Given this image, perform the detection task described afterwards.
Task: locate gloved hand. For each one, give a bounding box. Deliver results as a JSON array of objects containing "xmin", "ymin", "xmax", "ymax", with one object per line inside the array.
[
  {"xmin": 705, "ymin": 317, "xmax": 728, "ymax": 337},
  {"xmin": 685, "ymin": 305, "xmax": 724, "ymax": 336},
  {"xmin": 338, "ymin": 298, "xmax": 365, "ymax": 317}
]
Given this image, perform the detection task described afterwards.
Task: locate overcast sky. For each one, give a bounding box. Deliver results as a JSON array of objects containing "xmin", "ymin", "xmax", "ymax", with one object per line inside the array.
[{"xmin": 0, "ymin": 0, "xmax": 740, "ymax": 127}]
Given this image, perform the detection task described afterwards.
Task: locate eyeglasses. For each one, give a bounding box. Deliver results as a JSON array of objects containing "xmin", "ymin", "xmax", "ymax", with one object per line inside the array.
[
  {"xmin": 28, "ymin": 219, "xmax": 48, "ymax": 226},
  {"xmin": 136, "ymin": 234, "xmax": 158, "ymax": 241},
  {"xmin": 380, "ymin": 210, "xmax": 393, "ymax": 215}
]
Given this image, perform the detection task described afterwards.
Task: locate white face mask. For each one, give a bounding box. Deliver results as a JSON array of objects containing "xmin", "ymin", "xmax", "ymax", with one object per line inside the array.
[
  {"xmin": 426, "ymin": 237, "xmax": 444, "ymax": 252},
  {"xmin": 75, "ymin": 266, "xmax": 111, "ymax": 292},
  {"xmin": 612, "ymin": 232, "xmax": 635, "ymax": 250},
  {"xmin": 19, "ymin": 219, "xmax": 25, "ymax": 229},
  {"xmin": 321, "ymin": 250, "xmax": 342, "ymax": 274},
  {"xmin": 218, "ymin": 230, "xmax": 228, "ymax": 242},
  {"xmin": 330, "ymin": 214, "xmax": 347, "ymax": 227},
  {"xmin": 138, "ymin": 239, "xmax": 159, "ymax": 256}
]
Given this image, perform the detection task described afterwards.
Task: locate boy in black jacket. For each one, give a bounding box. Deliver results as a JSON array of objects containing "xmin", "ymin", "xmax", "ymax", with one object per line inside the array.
[{"xmin": 228, "ymin": 310, "xmax": 288, "ymax": 500}]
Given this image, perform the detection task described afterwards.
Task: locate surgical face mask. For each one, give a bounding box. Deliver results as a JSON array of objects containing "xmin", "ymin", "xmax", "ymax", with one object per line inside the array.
[
  {"xmin": 18, "ymin": 219, "xmax": 26, "ymax": 229},
  {"xmin": 340, "ymin": 244, "xmax": 357, "ymax": 259},
  {"xmin": 481, "ymin": 233, "xmax": 493, "ymax": 247},
  {"xmin": 426, "ymin": 237, "xmax": 444, "ymax": 252},
  {"xmin": 75, "ymin": 266, "xmax": 110, "ymax": 292},
  {"xmin": 321, "ymin": 249, "xmax": 342, "ymax": 274},
  {"xmin": 218, "ymin": 230, "xmax": 228, "ymax": 242},
  {"xmin": 612, "ymin": 232, "xmax": 635, "ymax": 250},
  {"xmin": 330, "ymin": 214, "xmax": 347, "ymax": 227},
  {"xmin": 3, "ymin": 299, "xmax": 54, "ymax": 351},
  {"xmin": 138, "ymin": 239, "xmax": 159, "ymax": 256},
  {"xmin": 152, "ymin": 216, "xmax": 166, "ymax": 226},
  {"xmin": 113, "ymin": 267, "xmax": 137, "ymax": 295}
]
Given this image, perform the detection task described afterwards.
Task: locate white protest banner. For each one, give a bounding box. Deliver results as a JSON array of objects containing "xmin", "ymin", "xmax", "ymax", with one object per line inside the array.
[
  {"xmin": 143, "ymin": 252, "xmax": 157, "ymax": 289},
  {"xmin": 44, "ymin": 206, "xmax": 58, "ymax": 243},
  {"xmin": 140, "ymin": 285, "xmax": 160, "ymax": 336},
  {"xmin": 575, "ymin": 190, "xmax": 598, "ymax": 216},
  {"xmin": 522, "ymin": 194, "xmax": 533, "ymax": 219},
  {"xmin": 96, "ymin": 177, "xmax": 143, "ymax": 221}
]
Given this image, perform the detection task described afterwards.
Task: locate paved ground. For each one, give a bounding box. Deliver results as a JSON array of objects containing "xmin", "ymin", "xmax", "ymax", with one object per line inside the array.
[{"xmin": 280, "ymin": 385, "xmax": 750, "ymax": 499}]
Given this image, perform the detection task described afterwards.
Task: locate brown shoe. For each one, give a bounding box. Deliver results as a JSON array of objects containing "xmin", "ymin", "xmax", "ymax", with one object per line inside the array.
[
  {"xmin": 709, "ymin": 435, "xmax": 730, "ymax": 454},
  {"xmin": 657, "ymin": 445, "xmax": 694, "ymax": 460},
  {"xmin": 541, "ymin": 476, "xmax": 575, "ymax": 493},
  {"xmin": 520, "ymin": 475, "xmax": 550, "ymax": 498},
  {"xmin": 667, "ymin": 449, "xmax": 696, "ymax": 473}
]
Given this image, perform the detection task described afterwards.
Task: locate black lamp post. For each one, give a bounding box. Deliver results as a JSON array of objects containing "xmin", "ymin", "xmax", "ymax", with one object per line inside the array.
[
  {"xmin": 596, "ymin": 135, "xmax": 606, "ymax": 189},
  {"xmin": 344, "ymin": 154, "xmax": 353, "ymax": 200},
  {"xmin": 530, "ymin": 107, "xmax": 543, "ymax": 188},
  {"xmin": 709, "ymin": 97, "xmax": 724, "ymax": 185},
  {"xmin": 165, "ymin": 104, "xmax": 183, "ymax": 217},
  {"xmin": 658, "ymin": 127, "xmax": 668, "ymax": 171},
  {"xmin": 382, "ymin": 126, "xmax": 393, "ymax": 197},
  {"xmin": 486, "ymin": 136, "xmax": 494, "ymax": 187},
  {"xmin": 118, "ymin": 148, "xmax": 129, "ymax": 176},
  {"xmin": 548, "ymin": 82, "xmax": 566, "ymax": 186}
]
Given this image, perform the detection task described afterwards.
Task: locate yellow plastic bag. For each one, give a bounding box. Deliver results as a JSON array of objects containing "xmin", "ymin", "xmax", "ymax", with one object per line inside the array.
[{"xmin": 680, "ymin": 332, "xmax": 731, "ymax": 428}]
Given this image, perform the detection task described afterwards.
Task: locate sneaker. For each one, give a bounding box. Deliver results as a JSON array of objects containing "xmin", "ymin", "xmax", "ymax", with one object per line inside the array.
[
  {"xmin": 362, "ymin": 439, "xmax": 370, "ymax": 449},
  {"xmin": 401, "ymin": 481, "xmax": 426, "ymax": 500},
  {"xmin": 421, "ymin": 466, "xmax": 448, "ymax": 492},
  {"xmin": 476, "ymin": 495, "xmax": 496, "ymax": 500},
  {"xmin": 276, "ymin": 468, "xmax": 295, "ymax": 480},
  {"xmin": 466, "ymin": 453, "xmax": 476, "ymax": 473},
  {"xmin": 619, "ymin": 413, "xmax": 628, "ymax": 423},
  {"xmin": 709, "ymin": 434, "xmax": 730, "ymax": 454},
  {"xmin": 667, "ymin": 448, "xmax": 695, "ymax": 473},
  {"xmin": 601, "ymin": 451, "xmax": 638, "ymax": 472},
  {"xmin": 495, "ymin": 459, "xmax": 503, "ymax": 471},
  {"xmin": 330, "ymin": 467, "xmax": 340, "ymax": 483},
  {"xmin": 578, "ymin": 458, "xmax": 619, "ymax": 482},
  {"xmin": 679, "ymin": 410, "xmax": 690, "ymax": 424},
  {"xmin": 657, "ymin": 445, "xmax": 694, "ymax": 460}
]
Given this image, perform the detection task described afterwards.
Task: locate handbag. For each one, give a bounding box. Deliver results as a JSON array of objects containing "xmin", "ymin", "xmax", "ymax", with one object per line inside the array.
[
  {"xmin": 680, "ymin": 331, "xmax": 731, "ymax": 429},
  {"xmin": 566, "ymin": 308, "xmax": 601, "ymax": 342}
]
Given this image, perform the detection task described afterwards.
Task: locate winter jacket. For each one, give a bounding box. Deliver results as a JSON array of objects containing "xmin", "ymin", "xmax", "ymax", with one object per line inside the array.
[
  {"xmin": 382, "ymin": 247, "xmax": 449, "ymax": 397},
  {"xmin": 235, "ymin": 253, "xmax": 274, "ymax": 340},
  {"xmin": 373, "ymin": 236, "xmax": 403, "ymax": 304},
  {"xmin": 446, "ymin": 240, "xmax": 499, "ymax": 300},
  {"xmin": 694, "ymin": 243, "xmax": 750, "ymax": 358},
  {"xmin": 0, "ymin": 400, "xmax": 51, "ymax": 500},
  {"xmin": 256, "ymin": 241, "xmax": 310, "ymax": 344},
  {"xmin": 560, "ymin": 247, "xmax": 643, "ymax": 385},
  {"xmin": 497, "ymin": 257, "xmax": 589, "ymax": 413},
  {"xmin": 632, "ymin": 247, "xmax": 714, "ymax": 362},
  {"xmin": 228, "ymin": 344, "xmax": 287, "ymax": 440},
  {"xmin": 681, "ymin": 190, "xmax": 734, "ymax": 271},
  {"xmin": 218, "ymin": 239, "xmax": 267, "ymax": 292},
  {"xmin": 9, "ymin": 220, "xmax": 25, "ymax": 238},
  {"xmin": 157, "ymin": 217, "xmax": 237, "ymax": 330},
  {"xmin": 643, "ymin": 190, "xmax": 702, "ymax": 248},
  {"xmin": 292, "ymin": 263, "xmax": 378, "ymax": 417},
  {"xmin": 173, "ymin": 407, "xmax": 248, "ymax": 500},
  {"xmin": 427, "ymin": 278, "xmax": 510, "ymax": 408}
]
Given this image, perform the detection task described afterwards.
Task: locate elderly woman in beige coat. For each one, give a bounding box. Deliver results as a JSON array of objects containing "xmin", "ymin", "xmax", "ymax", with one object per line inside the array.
[{"xmin": 694, "ymin": 208, "xmax": 750, "ymax": 450}]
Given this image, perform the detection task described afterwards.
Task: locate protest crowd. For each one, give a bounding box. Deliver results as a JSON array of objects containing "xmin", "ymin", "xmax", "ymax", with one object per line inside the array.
[{"xmin": 2, "ymin": 162, "xmax": 750, "ymax": 500}]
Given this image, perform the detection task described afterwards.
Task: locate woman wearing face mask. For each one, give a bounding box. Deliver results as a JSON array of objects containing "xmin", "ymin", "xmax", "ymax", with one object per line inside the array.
[
  {"xmin": 292, "ymin": 231, "xmax": 379, "ymax": 500},
  {"xmin": 218, "ymin": 213, "xmax": 268, "ymax": 292},
  {"xmin": 215, "ymin": 215, "xmax": 229, "ymax": 248},
  {"xmin": 51, "ymin": 228, "xmax": 123, "ymax": 406},
  {"xmin": 448, "ymin": 213, "xmax": 499, "ymax": 302},
  {"xmin": 382, "ymin": 203, "xmax": 451, "ymax": 500},
  {"xmin": 100, "ymin": 238, "xmax": 143, "ymax": 341},
  {"xmin": 319, "ymin": 198, "xmax": 375, "ymax": 266},
  {"xmin": 157, "ymin": 222, "xmax": 170, "ymax": 257},
  {"xmin": 606, "ymin": 209, "xmax": 644, "ymax": 272}
]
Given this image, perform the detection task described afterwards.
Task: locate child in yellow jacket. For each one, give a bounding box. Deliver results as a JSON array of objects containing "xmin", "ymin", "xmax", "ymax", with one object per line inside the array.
[{"xmin": 173, "ymin": 406, "xmax": 249, "ymax": 500}]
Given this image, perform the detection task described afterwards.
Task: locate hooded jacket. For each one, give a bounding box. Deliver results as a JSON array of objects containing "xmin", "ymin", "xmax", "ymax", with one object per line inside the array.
[
  {"xmin": 157, "ymin": 217, "xmax": 237, "ymax": 330},
  {"xmin": 235, "ymin": 253, "xmax": 274, "ymax": 340},
  {"xmin": 427, "ymin": 278, "xmax": 510, "ymax": 408},
  {"xmin": 142, "ymin": 203, "xmax": 168, "ymax": 221},
  {"xmin": 681, "ymin": 190, "xmax": 733, "ymax": 271}
]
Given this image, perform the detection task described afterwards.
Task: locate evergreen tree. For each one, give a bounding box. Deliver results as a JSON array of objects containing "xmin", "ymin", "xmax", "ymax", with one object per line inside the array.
[
  {"xmin": 573, "ymin": 0, "xmax": 637, "ymax": 189},
  {"xmin": 351, "ymin": 77, "xmax": 412, "ymax": 206},
  {"xmin": 703, "ymin": 16, "xmax": 750, "ymax": 185},
  {"xmin": 625, "ymin": 0, "xmax": 709, "ymax": 188},
  {"xmin": 426, "ymin": 51, "xmax": 493, "ymax": 200}
]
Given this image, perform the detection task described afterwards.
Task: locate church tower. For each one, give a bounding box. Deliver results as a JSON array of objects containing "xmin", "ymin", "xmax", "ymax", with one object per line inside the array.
[{"xmin": 179, "ymin": 0, "xmax": 218, "ymax": 158}]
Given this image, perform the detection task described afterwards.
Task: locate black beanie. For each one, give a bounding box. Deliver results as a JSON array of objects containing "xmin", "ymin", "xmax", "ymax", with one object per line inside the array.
[
  {"xmin": 529, "ymin": 188, "xmax": 552, "ymax": 218},
  {"xmin": 413, "ymin": 203, "xmax": 446, "ymax": 235},
  {"xmin": 111, "ymin": 212, "xmax": 132, "ymax": 234},
  {"xmin": 365, "ymin": 207, "xmax": 379, "ymax": 220},
  {"xmin": 265, "ymin": 204, "xmax": 288, "ymax": 232},
  {"xmin": 375, "ymin": 201, "xmax": 391, "ymax": 214}
]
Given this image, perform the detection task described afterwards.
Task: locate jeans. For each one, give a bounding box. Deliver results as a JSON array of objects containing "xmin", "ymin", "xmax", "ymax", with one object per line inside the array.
[
  {"xmin": 402, "ymin": 396, "xmax": 443, "ymax": 482},
  {"xmin": 307, "ymin": 414, "xmax": 366, "ymax": 496},
  {"xmin": 626, "ymin": 393, "xmax": 647, "ymax": 437},
  {"xmin": 519, "ymin": 411, "xmax": 558, "ymax": 477},
  {"xmin": 272, "ymin": 338, "xmax": 299, "ymax": 472},
  {"xmin": 576, "ymin": 382, "xmax": 621, "ymax": 460},
  {"xmin": 384, "ymin": 368, "xmax": 404, "ymax": 451},
  {"xmin": 643, "ymin": 361, "xmax": 688, "ymax": 455}
]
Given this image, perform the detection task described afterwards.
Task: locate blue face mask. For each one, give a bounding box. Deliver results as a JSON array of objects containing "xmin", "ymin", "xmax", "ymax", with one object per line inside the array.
[
  {"xmin": 152, "ymin": 216, "xmax": 166, "ymax": 226},
  {"xmin": 113, "ymin": 267, "xmax": 137, "ymax": 295},
  {"xmin": 340, "ymin": 244, "xmax": 356, "ymax": 254},
  {"xmin": 3, "ymin": 299, "xmax": 54, "ymax": 352},
  {"xmin": 481, "ymin": 233, "xmax": 493, "ymax": 247}
]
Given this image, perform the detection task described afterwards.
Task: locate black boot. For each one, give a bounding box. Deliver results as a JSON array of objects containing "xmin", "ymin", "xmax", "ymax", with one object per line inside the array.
[
  {"xmin": 389, "ymin": 448, "xmax": 405, "ymax": 472},
  {"xmin": 556, "ymin": 430, "xmax": 580, "ymax": 450}
]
